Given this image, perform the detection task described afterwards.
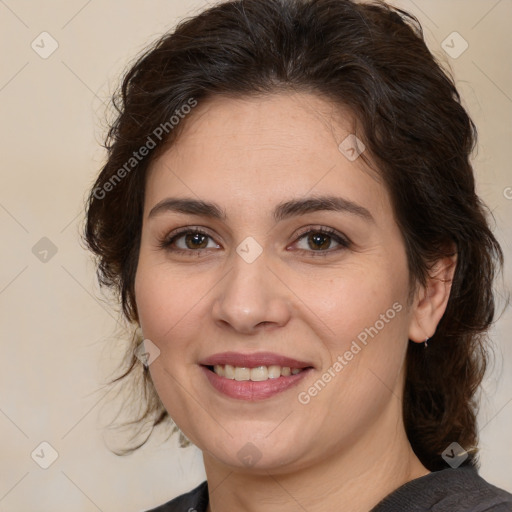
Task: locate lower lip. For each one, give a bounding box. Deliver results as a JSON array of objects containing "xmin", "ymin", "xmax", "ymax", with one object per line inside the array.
[{"xmin": 201, "ymin": 366, "xmax": 312, "ymax": 400}]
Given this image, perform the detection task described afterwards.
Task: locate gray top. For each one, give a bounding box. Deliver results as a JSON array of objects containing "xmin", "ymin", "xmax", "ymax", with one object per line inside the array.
[{"xmin": 144, "ymin": 466, "xmax": 512, "ymax": 511}]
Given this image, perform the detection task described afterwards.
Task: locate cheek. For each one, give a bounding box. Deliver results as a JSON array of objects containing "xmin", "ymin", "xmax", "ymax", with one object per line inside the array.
[
  {"xmin": 134, "ymin": 255, "xmax": 203, "ymax": 340},
  {"xmin": 297, "ymin": 259, "xmax": 409, "ymax": 345},
  {"xmin": 293, "ymin": 270, "xmax": 410, "ymax": 441},
  {"xmin": 134, "ymin": 259, "xmax": 208, "ymax": 434},
  {"xmin": 298, "ymin": 258, "xmax": 412, "ymax": 416}
]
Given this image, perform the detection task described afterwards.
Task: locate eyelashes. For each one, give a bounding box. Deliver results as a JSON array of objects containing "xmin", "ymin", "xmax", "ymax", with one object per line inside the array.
[
  {"xmin": 292, "ymin": 226, "xmax": 351, "ymax": 256},
  {"xmin": 159, "ymin": 227, "xmax": 218, "ymax": 254},
  {"xmin": 158, "ymin": 225, "xmax": 352, "ymax": 258}
]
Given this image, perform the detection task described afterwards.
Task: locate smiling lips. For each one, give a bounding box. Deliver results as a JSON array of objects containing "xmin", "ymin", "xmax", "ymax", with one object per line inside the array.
[{"xmin": 200, "ymin": 351, "xmax": 314, "ymax": 400}]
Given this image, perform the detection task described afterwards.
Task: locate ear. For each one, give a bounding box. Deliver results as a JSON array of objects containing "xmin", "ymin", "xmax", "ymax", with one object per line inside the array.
[{"xmin": 408, "ymin": 252, "xmax": 457, "ymax": 343}]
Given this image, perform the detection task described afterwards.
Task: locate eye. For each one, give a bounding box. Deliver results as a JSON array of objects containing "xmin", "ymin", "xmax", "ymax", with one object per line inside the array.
[
  {"xmin": 160, "ymin": 227, "xmax": 220, "ymax": 255},
  {"xmin": 291, "ymin": 227, "xmax": 351, "ymax": 256},
  {"xmin": 159, "ymin": 226, "xmax": 351, "ymax": 258}
]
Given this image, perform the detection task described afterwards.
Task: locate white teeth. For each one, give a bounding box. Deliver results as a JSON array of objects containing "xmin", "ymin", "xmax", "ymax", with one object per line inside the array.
[
  {"xmin": 211, "ymin": 364, "xmax": 305, "ymax": 381},
  {"xmin": 234, "ymin": 367, "xmax": 251, "ymax": 381},
  {"xmin": 224, "ymin": 364, "xmax": 235, "ymax": 379},
  {"xmin": 268, "ymin": 365, "xmax": 281, "ymax": 379},
  {"xmin": 250, "ymin": 366, "xmax": 268, "ymax": 381}
]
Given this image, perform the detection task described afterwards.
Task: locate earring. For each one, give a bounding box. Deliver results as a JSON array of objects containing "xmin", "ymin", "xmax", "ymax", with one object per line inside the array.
[{"xmin": 424, "ymin": 337, "xmax": 429, "ymax": 348}]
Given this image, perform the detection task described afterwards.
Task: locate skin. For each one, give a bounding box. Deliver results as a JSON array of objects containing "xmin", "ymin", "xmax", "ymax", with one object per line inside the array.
[{"xmin": 134, "ymin": 92, "xmax": 456, "ymax": 512}]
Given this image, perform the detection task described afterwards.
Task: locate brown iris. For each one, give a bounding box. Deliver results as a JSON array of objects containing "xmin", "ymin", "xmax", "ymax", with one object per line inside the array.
[
  {"xmin": 308, "ymin": 233, "xmax": 331, "ymax": 250},
  {"xmin": 185, "ymin": 232, "xmax": 209, "ymax": 250}
]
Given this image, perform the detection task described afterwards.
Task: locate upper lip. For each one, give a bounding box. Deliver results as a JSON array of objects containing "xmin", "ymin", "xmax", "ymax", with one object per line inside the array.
[{"xmin": 199, "ymin": 351, "xmax": 314, "ymax": 369}]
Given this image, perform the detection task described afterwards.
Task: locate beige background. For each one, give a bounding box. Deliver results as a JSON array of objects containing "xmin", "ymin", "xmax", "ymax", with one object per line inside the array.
[{"xmin": 0, "ymin": 0, "xmax": 510, "ymax": 510}]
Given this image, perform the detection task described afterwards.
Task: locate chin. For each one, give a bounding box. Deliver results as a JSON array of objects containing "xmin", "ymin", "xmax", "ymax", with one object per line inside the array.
[{"xmin": 197, "ymin": 431, "xmax": 310, "ymax": 473}]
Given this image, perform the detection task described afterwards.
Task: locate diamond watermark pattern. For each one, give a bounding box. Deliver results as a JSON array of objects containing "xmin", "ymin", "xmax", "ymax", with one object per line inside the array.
[
  {"xmin": 441, "ymin": 32, "xmax": 468, "ymax": 59},
  {"xmin": 442, "ymin": 441, "xmax": 468, "ymax": 468},
  {"xmin": 135, "ymin": 339, "xmax": 161, "ymax": 367},
  {"xmin": 237, "ymin": 442, "xmax": 262, "ymax": 467},
  {"xmin": 32, "ymin": 237, "xmax": 58, "ymax": 263},
  {"xmin": 236, "ymin": 236, "xmax": 263, "ymax": 264},
  {"xmin": 31, "ymin": 441, "xmax": 59, "ymax": 469},
  {"xmin": 338, "ymin": 134, "xmax": 366, "ymax": 161},
  {"xmin": 31, "ymin": 32, "xmax": 59, "ymax": 59}
]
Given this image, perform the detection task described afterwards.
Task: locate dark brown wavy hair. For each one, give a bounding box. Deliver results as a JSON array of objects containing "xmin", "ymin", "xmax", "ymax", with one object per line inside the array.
[{"xmin": 84, "ymin": 0, "xmax": 504, "ymax": 470}]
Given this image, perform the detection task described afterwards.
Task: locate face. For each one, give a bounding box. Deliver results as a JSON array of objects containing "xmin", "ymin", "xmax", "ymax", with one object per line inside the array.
[{"xmin": 135, "ymin": 92, "xmax": 418, "ymax": 474}]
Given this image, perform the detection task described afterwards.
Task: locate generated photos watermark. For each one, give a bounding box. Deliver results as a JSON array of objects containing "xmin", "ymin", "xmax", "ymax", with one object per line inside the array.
[
  {"xmin": 134, "ymin": 339, "xmax": 161, "ymax": 367},
  {"xmin": 93, "ymin": 97, "xmax": 198, "ymax": 200},
  {"xmin": 298, "ymin": 301, "xmax": 403, "ymax": 404},
  {"xmin": 442, "ymin": 441, "xmax": 468, "ymax": 468}
]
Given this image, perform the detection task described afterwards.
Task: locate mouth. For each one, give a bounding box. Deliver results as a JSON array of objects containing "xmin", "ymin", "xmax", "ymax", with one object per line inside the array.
[
  {"xmin": 205, "ymin": 364, "xmax": 305, "ymax": 381},
  {"xmin": 199, "ymin": 352, "xmax": 314, "ymax": 400}
]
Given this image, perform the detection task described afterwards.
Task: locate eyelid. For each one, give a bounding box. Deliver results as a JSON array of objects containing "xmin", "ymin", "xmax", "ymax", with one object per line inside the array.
[
  {"xmin": 293, "ymin": 225, "xmax": 349, "ymax": 242},
  {"xmin": 165, "ymin": 225, "xmax": 213, "ymax": 240}
]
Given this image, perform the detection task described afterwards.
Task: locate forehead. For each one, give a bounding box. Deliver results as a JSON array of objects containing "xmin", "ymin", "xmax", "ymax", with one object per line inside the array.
[{"xmin": 145, "ymin": 92, "xmax": 390, "ymax": 220}]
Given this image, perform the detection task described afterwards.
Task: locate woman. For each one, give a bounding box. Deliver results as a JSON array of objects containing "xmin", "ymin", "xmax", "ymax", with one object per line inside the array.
[{"xmin": 84, "ymin": 0, "xmax": 512, "ymax": 510}]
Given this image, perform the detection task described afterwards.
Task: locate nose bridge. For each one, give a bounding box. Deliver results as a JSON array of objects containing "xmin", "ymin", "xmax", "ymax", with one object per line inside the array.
[{"xmin": 212, "ymin": 238, "xmax": 290, "ymax": 331}]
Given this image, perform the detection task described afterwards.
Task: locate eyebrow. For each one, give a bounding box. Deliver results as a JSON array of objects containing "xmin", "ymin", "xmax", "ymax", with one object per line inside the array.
[
  {"xmin": 274, "ymin": 196, "xmax": 374, "ymax": 223},
  {"xmin": 149, "ymin": 198, "xmax": 226, "ymax": 220},
  {"xmin": 148, "ymin": 195, "xmax": 374, "ymax": 223}
]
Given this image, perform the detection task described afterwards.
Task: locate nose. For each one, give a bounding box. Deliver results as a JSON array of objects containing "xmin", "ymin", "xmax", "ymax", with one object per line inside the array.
[{"xmin": 211, "ymin": 247, "xmax": 292, "ymax": 335}]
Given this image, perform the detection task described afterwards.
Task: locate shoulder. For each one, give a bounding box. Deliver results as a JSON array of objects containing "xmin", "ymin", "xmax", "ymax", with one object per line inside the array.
[
  {"xmin": 372, "ymin": 466, "xmax": 512, "ymax": 512},
  {"xmin": 142, "ymin": 481, "xmax": 208, "ymax": 512}
]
